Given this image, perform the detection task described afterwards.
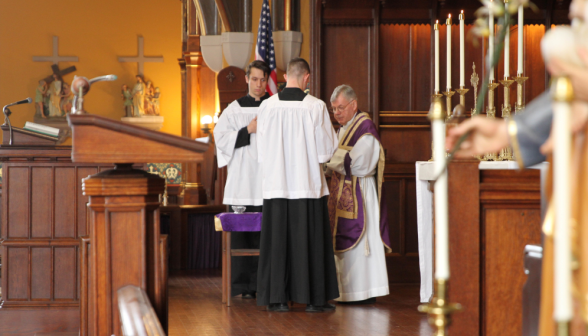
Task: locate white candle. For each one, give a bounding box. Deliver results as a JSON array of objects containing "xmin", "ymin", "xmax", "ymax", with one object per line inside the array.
[
  {"xmin": 553, "ymin": 96, "xmax": 573, "ymax": 322},
  {"xmin": 517, "ymin": 6, "xmax": 524, "ymax": 75},
  {"xmin": 489, "ymin": 2, "xmax": 495, "ymax": 81},
  {"xmin": 460, "ymin": 11, "xmax": 465, "ymax": 87},
  {"xmin": 504, "ymin": 16, "xmax": 510, "ymax": 78},
  {"xmin": 446, "ymin": 15, "xmax": 452, "ymax": 90},
  {"xmin": 433, "ymin": 118, "xmax": 449, "ymax": 280},
  {"xmin": 435, "ymin": 21, "xmax": 440, "ymax": 93}
]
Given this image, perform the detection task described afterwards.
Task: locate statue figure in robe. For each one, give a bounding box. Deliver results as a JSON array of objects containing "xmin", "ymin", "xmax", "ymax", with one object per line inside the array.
[
  {"xmin": 144, "ymin": 80, "xmax": 154, "ymax": 115},
  {"xmin": 49, "ymin": 74, "xmax": 63, "ymax": 117},
  {"xmin": 152, "ymin": 87, "xmax": 161, "ymax": 116},
  {"xmin": 35, "ymin": 80, "xmax": 48, "ymax": 118},
  {"xmin": 121, "ymin": 84, "xmax": 133, "ymax": 117},
  {"xmin": 60, "ymin": 83, "xmax": 74, "ymax": 114},
  {"xmin": 132, "ymin": 75, "xmax": 145, "ymax": 116}
]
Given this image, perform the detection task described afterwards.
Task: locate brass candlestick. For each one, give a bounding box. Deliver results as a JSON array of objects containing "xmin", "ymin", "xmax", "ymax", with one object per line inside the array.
[
  {"xmin": 470, "ymin": 63, "xmax": 479, "ymax": 116},
  {"xmin": 455, "ymin": 86, "xmax": 469, "ymax": 109},
  {"xmin": 498, "ymin": 77, "xmax": 515, "ymax": 161},
  {"xmin": 514, "ymin": 73, "xmax": 529, "ymax": 114},
  {"xmin": 483, "ymin": 81, "xmax": 501, "ymax": 161},
  {"xmin": 429, "ymin": 93, "xmax": 444, "ymax": 161},
  {"xmin": 418, "ymin": 279, "xmax": 462, "ymax": 336},
  {"xmin": 443, "ymin": 90, "xmax": 455, "ymax": 120}
]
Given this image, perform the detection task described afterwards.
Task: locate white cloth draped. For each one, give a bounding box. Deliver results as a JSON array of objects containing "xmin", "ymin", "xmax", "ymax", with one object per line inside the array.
[
  {"xmin": 331, "ymin": 114, "xmax": 389, "ymax": 302},
  {"xmin": 256, "ymin": 94, "xmax": 337, "ymax": 199},
  {"xmin": 213, "ymin": 101, "xmax": 263, "ymax": 206}
]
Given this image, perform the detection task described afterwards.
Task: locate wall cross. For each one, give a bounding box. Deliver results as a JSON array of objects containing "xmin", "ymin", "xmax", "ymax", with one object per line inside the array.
[{"xmin": 118, "ymin": 36, "xmax": 164, "ymax": 76}]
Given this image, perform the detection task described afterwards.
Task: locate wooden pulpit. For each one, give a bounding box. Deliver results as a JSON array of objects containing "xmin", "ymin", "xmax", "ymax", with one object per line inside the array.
[{"xmin": 68, "ymin": 114, "xmax": 208, "ymax": 336}]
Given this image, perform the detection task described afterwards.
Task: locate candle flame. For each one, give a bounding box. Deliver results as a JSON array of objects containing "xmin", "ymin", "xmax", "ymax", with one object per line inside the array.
[
  {"xmin": 449, "ymin": 14, "xmax": 451, "ymax": 18},
  {"xmin": 461, "ymin": 10, "xmax": 464, "ymax": 13},
  {"xmin": 436, "ymin": 20, "xmax": 439, "ymax": 23}
]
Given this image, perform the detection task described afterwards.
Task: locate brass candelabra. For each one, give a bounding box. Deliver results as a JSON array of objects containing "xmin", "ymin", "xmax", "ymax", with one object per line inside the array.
[
  {"xmin": 470, "ymin": 63, "xmax": 480, "ymax": 116},
  {"xmin": 443, "ymin": 90, "xmax": 455, "ymax": 121},
  {"xmin": 455, "ymin": 87, "xmax": 469, "ymax": 110},
  {"xmin": 498, "ymin": 77, "xmax": 515, "ymax": 161},
  {"xmin": 418, "ymin": 279, "xmax": 462, "ymax": 336},
  {"xmin": 514, "ymin": 73, "xmax": 528, "ymax": 114},
  {"xmin": 483, "ymin": 80, "xmax": 501, "ymax": 161}
]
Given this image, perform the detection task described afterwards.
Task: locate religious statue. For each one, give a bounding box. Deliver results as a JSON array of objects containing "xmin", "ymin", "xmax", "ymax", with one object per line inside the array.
[
  {"xmin": 35, "ymin": 80, "xmax": 48, "ymax": 118},
  {"xmin": 60, "ymin": 83, "xmax": 74, "ymax": 114},
  {"xmin": 125, "ymin": 76, "xmax": 161, "ymax": 117},
  {"xmin": 132, "ymin": 75, "xmax": 146, "ymax": 116},
  {"xmin": 121, "ymin": 84, "xmax": 134, "ymax": 117},
  {"xmin": 152, "ymin": 87, "xmax": 161, "ymax": 116},
  {"xmin": 48, "ymin": 74, "xmax": 63, "ymax": 117}
]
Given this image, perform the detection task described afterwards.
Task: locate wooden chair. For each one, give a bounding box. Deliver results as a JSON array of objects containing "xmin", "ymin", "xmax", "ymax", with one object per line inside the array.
[
  {"xmin": 118, "ymin": 285, "xmax": 166, "ymax": 336},
  {"xmin": 222, "ymin": 230, "xmax": 260, "ymax": 307}
]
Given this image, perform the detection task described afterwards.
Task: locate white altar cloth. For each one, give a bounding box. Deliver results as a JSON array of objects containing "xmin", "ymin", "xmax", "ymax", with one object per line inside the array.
[{"xmin": 415, "ymin": 160, "xmax": 546, "ymax": 303}]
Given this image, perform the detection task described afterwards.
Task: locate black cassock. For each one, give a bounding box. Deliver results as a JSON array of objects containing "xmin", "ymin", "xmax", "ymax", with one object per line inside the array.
[
  {"xmin": 256, "ymin": 88, "xmax": 339, "ymax": 306},
  {"xmin": 229, "ymin": 93, "xmax": 269, "ymax": 297}
]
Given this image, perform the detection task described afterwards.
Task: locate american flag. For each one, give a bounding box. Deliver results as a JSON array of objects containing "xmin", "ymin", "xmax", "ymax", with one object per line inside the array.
[{"xmin": 255, "ymin": 0, "xmax": 278, "ymax": 95}]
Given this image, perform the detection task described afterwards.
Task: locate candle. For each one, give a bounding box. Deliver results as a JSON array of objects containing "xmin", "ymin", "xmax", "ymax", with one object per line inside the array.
[
  {"xmin": 460, "ymin": 11, "xmax": 465, "ymax": 87},
  {"xmin": 435, "ymin": 21, "xmax": 440, "ymax": 93},
  {"xmin": 504, "ymin": 13, "xmax": 510, "ymax": 78},
  {"xmin": 446, "ymin": 15, "xmax": 452, "ymax": 90},
  {"xmin": 489, "ymin": 2, "xmax": 494, "ymax": 81},
  {"xmin": 433, "ymin": 111, "xmax": 449, "ymax": 280},
  {"xmin": 553, "ymin": 83, "xmax": 573, "ymax": 322},
  {"xmin": 517, "ymin": 6, "xmax": 524, "ymax": 75}
]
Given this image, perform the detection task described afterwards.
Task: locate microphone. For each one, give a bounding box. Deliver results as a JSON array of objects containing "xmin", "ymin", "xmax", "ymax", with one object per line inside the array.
[
  {"xmin": 89, "ymin": 75, "xmax": 117, "ymax": 84},
  {"xmin": 5, "ymin": 97, "xmax": 32, "ymax": 108}
]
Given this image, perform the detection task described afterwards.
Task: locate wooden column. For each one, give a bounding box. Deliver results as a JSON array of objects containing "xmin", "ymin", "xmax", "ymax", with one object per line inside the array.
[{"xmin": 84, "ymin": 164, "xmax": 165, "ymax": 336}]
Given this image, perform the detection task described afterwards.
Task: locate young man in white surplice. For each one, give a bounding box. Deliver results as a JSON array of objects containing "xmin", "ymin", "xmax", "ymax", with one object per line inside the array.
[{"xmin": 213, "ymin": 60, "xmax": 271, "ymax": 299}]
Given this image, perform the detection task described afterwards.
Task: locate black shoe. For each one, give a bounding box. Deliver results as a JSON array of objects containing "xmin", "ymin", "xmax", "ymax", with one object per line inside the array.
[
  {"xmin": 267, "ymin": 303, "xmax": 289, "ymax": 312},
  {"xmin": 305, "ymin": 304, "xmax": 323, "ymax": 313},
  {"xmin": 321, "ymin": 302, "xmax": 336, "ymax": 311},
  {"xmin": 337, "ymin": 297, "xmax": 376, "ymax": 305},
  {"xmin": 242, "ymin": 291, "xmax": 256, "ymax": 299}
]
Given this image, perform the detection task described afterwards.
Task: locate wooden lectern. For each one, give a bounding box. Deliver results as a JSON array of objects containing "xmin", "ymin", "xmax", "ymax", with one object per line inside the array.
[{"xmin": 68, "ymin": 114, "xmax": 208, "ymax": 336}]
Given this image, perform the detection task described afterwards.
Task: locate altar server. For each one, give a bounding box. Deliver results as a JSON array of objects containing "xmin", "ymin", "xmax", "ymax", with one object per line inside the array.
[
  {"xmin": 256, "ymin": 58, "xmax": 340, "ymax": 312},
  {"xmin": 214, "ymin": 60, "xmax": 271, "ymax": 299},
  {"xmin": 326, "ymin": 85, "xmax": 392, "ymax": 303}
]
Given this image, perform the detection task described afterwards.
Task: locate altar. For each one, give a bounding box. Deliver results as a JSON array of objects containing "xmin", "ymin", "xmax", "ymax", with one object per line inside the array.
[{"xmin": 416, "ymin": 160, "xmax": 547, "ymax": 335}]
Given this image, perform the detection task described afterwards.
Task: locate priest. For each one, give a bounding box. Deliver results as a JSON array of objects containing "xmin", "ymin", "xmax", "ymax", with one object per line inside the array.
[
  {"xmin": 256, "ymin": 58, "xmax": 340, "ymax": 312},
  {"xmin": 213, "ymin": 60, "xmax": 271, "ymax": 299},
  {"xmin": 326, "ymin": 85, "xmax": 392, "ymax": 304}
]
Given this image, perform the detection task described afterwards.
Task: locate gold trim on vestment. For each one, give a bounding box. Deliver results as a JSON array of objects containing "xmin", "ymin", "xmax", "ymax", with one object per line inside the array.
[
  {"xmin": 214, "ymin": 215, "xmax": 223, "ymax": 231},
  {"xmin": 331, "ymin": 112, "xmax": 392, "ymax": 254}
]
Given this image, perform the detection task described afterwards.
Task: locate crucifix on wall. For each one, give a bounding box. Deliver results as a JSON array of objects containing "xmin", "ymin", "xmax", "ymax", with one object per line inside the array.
[
  {"xmin": 118, "ymin": 36, "xmax": 164, "ymax": 76},
  {"xmin": 33, "ymin": 36, "xmax": 78, "ymax": 84}
]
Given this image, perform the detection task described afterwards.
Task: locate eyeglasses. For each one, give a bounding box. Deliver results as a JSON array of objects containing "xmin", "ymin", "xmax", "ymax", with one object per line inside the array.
[{"xmin": 330, "ymin": 100, "xmax": 355, "ymax": 113}]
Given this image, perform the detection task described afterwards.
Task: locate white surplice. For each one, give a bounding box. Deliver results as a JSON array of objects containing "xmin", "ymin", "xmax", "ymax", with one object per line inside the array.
[
  {"xmin": 329, "ymin": 113, "xmax": 390, "ymax": 301},
  {"xmin": 214, "ymin": 101, "xmax": 263, "ymax": 206},
  {"xmin": 256, "ymin": 94, "xmax": 338, "ymax": 199}
]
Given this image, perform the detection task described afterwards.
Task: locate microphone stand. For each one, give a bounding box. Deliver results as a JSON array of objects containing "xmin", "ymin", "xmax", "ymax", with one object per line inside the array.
[{"xmin": 2, "ymin": 105, "xmax": 13, "ymax": 145}]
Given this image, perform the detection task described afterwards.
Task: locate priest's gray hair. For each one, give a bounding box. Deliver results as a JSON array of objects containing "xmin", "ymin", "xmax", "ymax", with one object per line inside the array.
[{"xmin": 330, "ymin": 84, "xmax": 357, "ymax": 103}]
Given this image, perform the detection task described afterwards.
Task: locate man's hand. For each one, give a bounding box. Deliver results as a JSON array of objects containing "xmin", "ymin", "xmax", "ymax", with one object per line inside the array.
[
  {"xmin": 445, "ymin": 116, "xmax": 509, "ymax": 157},
  {"xmin": 247, "ymin": 116, "xmax": 257, "ymax": 134}
]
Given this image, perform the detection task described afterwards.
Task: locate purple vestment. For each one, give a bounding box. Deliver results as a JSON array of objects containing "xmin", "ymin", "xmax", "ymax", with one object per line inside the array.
[{"xmin": 328, "ymin": 112, "xmax": 392, "ymax": 253}]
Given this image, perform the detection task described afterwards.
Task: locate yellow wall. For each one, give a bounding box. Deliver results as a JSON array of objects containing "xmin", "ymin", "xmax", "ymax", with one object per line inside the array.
[
  {"xmin": 0, "ymin": 0, "xmax": 183, "ymax": 135},
  {"xmin": 0, "ymin": 0, "xmax": 311, "ymax": 136}
]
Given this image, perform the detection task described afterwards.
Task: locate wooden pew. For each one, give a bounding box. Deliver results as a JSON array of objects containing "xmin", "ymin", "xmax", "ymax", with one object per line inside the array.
[{"xmin": 118, "ymin": 285, "xmax": 165, "ymax": 336}]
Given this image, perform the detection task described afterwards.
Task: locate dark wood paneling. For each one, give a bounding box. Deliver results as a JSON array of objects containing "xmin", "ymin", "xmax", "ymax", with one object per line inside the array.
[
  {"xmin": 7, "ymin": 167, "xmax": 29, "ymax": 238},
  {"xmin": 0, "ymin": 308, "xmax": 80, "ymax": 336},
  {"xmin": 484, "ymin": 208, "xmax": 541, "ymax": 336},
  {"xmin": 321, "ymin": 25, "xmax": 371, "ymax": 112},
  {"xmin": 54, "ymin": 167, "xmax": 76, "ymax": 238},
  {"xmin": 7, "ymin": 247, "xmax": 28, "ymax": 300},
  {"xmin": 380, "ymin": 128, "xmax": 431, "ymax": 163},
  {"xmin": 384, "ymin": 179, "xmax": 401, "ymax": 254},
  {"xmin": 32, "ymin": 168, "xmax": 52, "ymax": 238},
  {"xmin": 31, "ymin": 247, "xmax": 52, "ymax": 300},
  {"xmin": 54, "ymin": 246, "xmax": 76, "ymax": 299}
]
